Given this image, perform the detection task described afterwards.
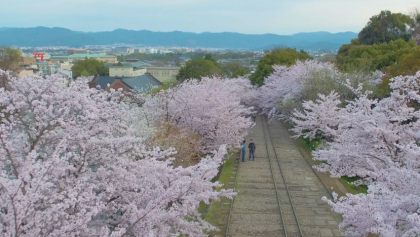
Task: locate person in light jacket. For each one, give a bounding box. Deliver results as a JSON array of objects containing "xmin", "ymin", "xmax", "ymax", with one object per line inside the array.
[{"xmin": 240, "ymin": 140, "xmax": 246, "ymax": 162}]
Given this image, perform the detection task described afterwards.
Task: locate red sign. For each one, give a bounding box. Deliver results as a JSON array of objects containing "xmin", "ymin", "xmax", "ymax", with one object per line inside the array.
[{"xmin": 33, "ymin": 52, "xmax": 45, "ymax": 61}]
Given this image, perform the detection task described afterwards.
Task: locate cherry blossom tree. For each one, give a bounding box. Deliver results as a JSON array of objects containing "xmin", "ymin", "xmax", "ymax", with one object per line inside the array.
[
  {"xmin": 292, "ymin": 72, "xmax": 420, "ymax": 236},
  {"xmin": 222, "ymin": 77, "xmax": 256, "ymax": 105},
  {"xmin": 290, "ymin": 91, "xmax": 341, "ymax": 141},
  {"xmin": 323, "ymin": 168, "xmax": 420, "ymax": 237},
  {"xmin": 251, "ymin": 60, "xmax": 338, "ymax": 117},
  {"xmin": 0, "ymin": 71, "xmax": 232, "ymax": 237},
  {"xmin": 251, "ymin": 60, "xmax": 382, "ymax": 120},
  {"xmin": 144, "ymin": 77, "xmax": 254, "ymax": 151}
]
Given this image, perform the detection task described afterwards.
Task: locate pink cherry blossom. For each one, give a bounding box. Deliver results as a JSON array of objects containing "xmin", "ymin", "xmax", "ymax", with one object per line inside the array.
[
  {"xmin": 144, "ymin": 77, "xmax": 255, "ymax": 151},
  {"xmin": 0, "ymin": 71, "xmax": 233, "ymax": 237},
  {"xmin": 292, "ymin": 72, "xmax": 420, "ymax": 236}
]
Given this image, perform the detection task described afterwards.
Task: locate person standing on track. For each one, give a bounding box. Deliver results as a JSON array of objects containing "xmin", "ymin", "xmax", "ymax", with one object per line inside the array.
[
  {"xmin": 240, "ymin": 140, "xmax": 246, "ymax": 162},
  {"xmin": 248, "ymin": 139, "xmax": 256, "ymax": 160}
]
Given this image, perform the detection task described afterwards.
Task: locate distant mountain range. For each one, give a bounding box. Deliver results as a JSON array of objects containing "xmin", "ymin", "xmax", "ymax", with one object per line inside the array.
[{"xmin": 0, "ymin": 27, "xmax": 357, "ymax": 51}]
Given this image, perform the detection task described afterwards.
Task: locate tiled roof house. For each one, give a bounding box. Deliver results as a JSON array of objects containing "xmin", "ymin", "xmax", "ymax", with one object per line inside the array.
[{"xmin": 89, "ymin": 73, "xmax": 162, "ymax": 93}]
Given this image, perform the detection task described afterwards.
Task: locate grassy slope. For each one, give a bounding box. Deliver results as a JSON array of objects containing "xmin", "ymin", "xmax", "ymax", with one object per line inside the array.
[{"xmin": 199, "ymin": 150, "xmax": 238, "ymax": 236}]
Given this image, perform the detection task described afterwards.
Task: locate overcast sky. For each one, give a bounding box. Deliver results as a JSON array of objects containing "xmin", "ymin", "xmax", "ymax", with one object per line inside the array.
[{"xmin": 1, "ymin": 0, "xmax": 419, "ymax": 34}]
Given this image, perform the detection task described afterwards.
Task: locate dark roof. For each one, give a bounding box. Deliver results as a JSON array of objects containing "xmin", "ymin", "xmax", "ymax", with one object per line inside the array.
[
  {"xmin": 93, "ymin": 74, "xmax": 161, "ymax": 93},
  {"xmin": 93, "ymin": 76, "xmax": 115, "ymax": 89},
  {"xmin": 121, "ymin": 74, "xmax": 161, "ymax": 92}
]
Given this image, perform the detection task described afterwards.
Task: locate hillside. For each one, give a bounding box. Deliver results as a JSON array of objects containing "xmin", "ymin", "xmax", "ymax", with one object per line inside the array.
[{"xmin": 0, "ymin": 27, "xmax": 356, "ymax": 51}]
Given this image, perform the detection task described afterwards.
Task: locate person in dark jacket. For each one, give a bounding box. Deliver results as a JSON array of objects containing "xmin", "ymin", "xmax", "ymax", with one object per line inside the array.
[{"xmin": 248, "ymin": 139, "xmax": 256, "ymax": 160}]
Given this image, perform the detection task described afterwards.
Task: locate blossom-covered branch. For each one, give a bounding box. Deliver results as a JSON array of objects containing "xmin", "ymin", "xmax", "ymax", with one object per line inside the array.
[
  {"xmin": 0, "ymin": 71, "xmax": 232, "ymax": 236},
  {"xmin": 291, "ymin": 72, "xmax": 420, "ymax": 236},
  {"xmin": 144, "ymin": 77, "xmax": 254, "ymax": 151}
]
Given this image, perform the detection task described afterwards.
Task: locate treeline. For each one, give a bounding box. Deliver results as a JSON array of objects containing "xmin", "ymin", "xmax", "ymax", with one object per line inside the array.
[
  {"xmin": 176, "ymin": 54, "xmax": 250, "ymax": 81},
  {"xmin": 247, "ymin": 10, "xmax": 420, "ymax": 97},
  {"xmin": 177, "ymin": 10, "xmax": 419, "ymax": 95},
  {"xmin": 72, "ymin": 59, "xmax": 109, "ymax": 78},
  {"xmin": 336, "ymin": 10, "xmax": 420, "ymax": 96}
]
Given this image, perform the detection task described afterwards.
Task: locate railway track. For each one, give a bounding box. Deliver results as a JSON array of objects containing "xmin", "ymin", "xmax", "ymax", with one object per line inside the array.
[
  {"xmin": 261, "ymin": 117, "xmax": 303, "ymax": 237},
  {"xmin": 226, "ymin": 117, "xmax": 304, "ymax": 237},
  {"xmin": 226, "ymin": 116, "xmax": 343, "ymax": 237}
]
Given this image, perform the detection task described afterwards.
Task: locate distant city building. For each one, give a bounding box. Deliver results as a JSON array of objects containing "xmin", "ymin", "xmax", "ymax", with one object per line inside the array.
[
  {"xmin": 127, "ymin": 48, "xmax": 135, "ymax": 54},
  {"xmin": 90, "ymin": 74, "xmax": 161, "ymax": 93},
  {"xmin": 66, "ymin": 48, "xmax": 88, "ymax": 54},
  {"xmin": 51, "ymin": 53, "xmax": 117, "ymax": 63},
  {"xmin": 123, "ymin": 60, "xmax": 150, "ymax": 68},
  {"xmin": 109, "ymin": 66, "xmax": 147, "ymax": 77},
  {"xmin": 33, "ymin": 52, "xmax": 49, "ymax": 61},
  {"xmin": 146, "ymin": 67, "xmax": 179, "ymax": 82},
  {"xmin": 148, "ymin": 48, "xmax": 158, "ymax": 54},
  {"xmin": 60, "ymin": 61, "xmax": 73, "ymax": 71},
  {"xmin": 33, "ymin": 61, "xmax": 72, "ymax": 78},
  {"xmin": 60, "ymin": 62, "xmax": 73, "ymax": 79},
  {"xmin": 59, "ymin": 70, "xmax": 73, "ymax": 79},
  {"xmin": 109, "ymin": 65, "xmax": 179, "ymax": 82},
  {"xmin": 37, "ymin": 61, "xmax": 60, "ymax": 77}
]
